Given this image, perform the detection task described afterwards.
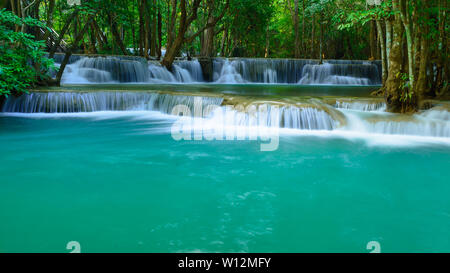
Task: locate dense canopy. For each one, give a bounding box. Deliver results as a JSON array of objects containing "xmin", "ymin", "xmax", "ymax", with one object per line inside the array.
[{"xmin": 0, "ymin": 0, "xmax": 448, "ymax": 112}]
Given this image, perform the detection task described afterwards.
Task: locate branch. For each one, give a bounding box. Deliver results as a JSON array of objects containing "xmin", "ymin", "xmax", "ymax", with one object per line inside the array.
[
  {"xmin": 184, "ymin": 0, "xmax": 229, "ymax": 43},
  {"xmin": 23, "ymin": 0, "xmax": 39, "ymax": 15}
]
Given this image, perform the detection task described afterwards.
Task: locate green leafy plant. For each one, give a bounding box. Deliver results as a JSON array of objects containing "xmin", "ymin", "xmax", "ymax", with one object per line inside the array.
[
  {"xmin": 397, "ymin": 72, "xmax": 414, "ymax": 102},
  {"xmin": 0, "ymin": 9, "xmax": 55, "ymax": 97}
]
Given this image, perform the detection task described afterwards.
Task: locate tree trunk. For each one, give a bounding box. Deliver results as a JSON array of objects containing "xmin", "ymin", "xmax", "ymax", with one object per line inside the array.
[
  {"xmin": 399, "ymin": 0, "xmax": 414, "ymax": 89},
  {"xmin": 385, "ymin": 18, "xmax": 392, "ymax": 69},
  {"xmin": 150, "ymin": 0, "xmax": 157, "ymax": 57},
  {"xmin": 385, "ymin": 0, "xmax": 416, "ymax": 113},
  {"xmin": 370, "ymin": 20, "xmax": 376, "ymax": 59},
  {"xmin": 376, "ymin": 20, "xmax": 387, "ymax": 85},
  {"xmin": 220, "ymin": 27, "xmax": 228, "ymax": 56},
  {"xmin": 287, "ymin": 0, "xmax": 300, "ymax": 58},
  {"xmin": 162, "ymin": 0, "xmax": 226, "ymax": 69},
  {"xmin": 416, "ymin": 25, "xmax": 429, "ymax": 100},
  {"xmin": 294, "ymin": 0, "xmax": 300, "ymax": 58},
  {"xmin": 319, "ymin": 12, "xmax": 323, "ymax": 64},
  {"xmin": 311, "ymin": 14, "xmax": 315, "ymax": 59},
  {"xmin": 200, "ymin": 0, "xmax": 216, "ymax": 57},
  {"xmin": 166, "ymin": 0, "xmax": 178, "ymax": 50},
  {"xmin": 157, "ymin": 6, "xmax": 162, "ymax": 58},
  {"xmin": 139, "ymin": 0, "xmax": 145, "ymax": 56},
  {"xmin": 265, "ymin": 25, "xmax": 270, "ymax": 58},
  {"xmin": 143, "ymin": 0, "xmax": 151, "ymax": 58},
  {"xmin": 302, "ymin": 0, "xmax": 305, "ymax": 54}
]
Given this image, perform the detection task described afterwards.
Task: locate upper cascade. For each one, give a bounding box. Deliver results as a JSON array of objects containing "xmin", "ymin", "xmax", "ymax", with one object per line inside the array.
[
  {"xmin": 213, "ymin": 58, "xmax": 381, "ymax": 85},
  {"xmin": 298, "ymin": 62, "xmax": 381, "ymax": 85},
  {"xmin": 51, "ymin": 55, "xmax": 382, "ymax": 85}
]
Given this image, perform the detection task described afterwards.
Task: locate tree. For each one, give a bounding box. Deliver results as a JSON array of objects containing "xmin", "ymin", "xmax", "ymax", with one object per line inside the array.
[
  {"xmin": 161, "ymin": 0, "xmax": 227, "ymax": 69},
  {"xmin": 0, "ymin": 9, "xmax": 54, "ymax": 96}
]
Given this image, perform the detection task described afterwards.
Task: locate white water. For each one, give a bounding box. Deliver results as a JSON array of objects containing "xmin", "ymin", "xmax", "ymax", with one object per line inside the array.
[
  {"xmin": 334, "ymin": 101, "xmax": 387, "ymax": 112},
  {"xmin": 60, "ymin": 57, "xmax": 204, "ymax": 84},
  {"xmin": 213, "ymin": 59, "xmax": 381, "ymax": 85},
  {"xmin": 2, "ymin": 92, "xmax": 449, "ymax": 142},
  {"xmin": 55, "ymin": 56, "xmax": 381, "ymax": 85},
  {"xmin": 298, "ymin": 63, "xmax": 377, "ymax": 85}
]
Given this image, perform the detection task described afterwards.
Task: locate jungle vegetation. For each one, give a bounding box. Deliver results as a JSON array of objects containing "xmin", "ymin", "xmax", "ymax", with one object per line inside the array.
[{"xmin": 0, "ymin": 0, "xmax": 448, "ymax": 113}]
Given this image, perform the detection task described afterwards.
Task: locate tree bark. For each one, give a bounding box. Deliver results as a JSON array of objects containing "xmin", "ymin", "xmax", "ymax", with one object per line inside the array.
[
  {"xmin": 166, "ymin": 0, "xmax": 178, "ymax": 50},
  {"xmin": 319, "ymin": 12, "xmax": 323, "ymax": 63},
  {"xmin": 311, "ymin": 14, "xmax": 315, "ymax": 59},
  {"xmin": 264, "ymin": 25, "xmax": 270, "ymax": 58},
  {"xmin": 157, "ymin": 6, "xmax": 162, "ymax": 58},
  {"xmin": 287, "ymin": 0, "xmax": 300, "ymax": 58},
  {"xmin": 385, "ymin": 18, "xmax": 392, "ymax": 69},
  {"xmin": 200, "ymin": 0, "xmax": 217, "ymax": 57},
  {"xmin": 150, "ymin": 0, "xmax": 157, "ymax": 57},
  {"xmin": 399, "ymin": 0, "xmax": 414, "ymax": 89},
  {"xmin": 385, "ymin": 0, "xmax": 416, "ymax": 113},
  {"xmin": 376, "ymin": 19, "xmax": 387, "ymax": 85}
]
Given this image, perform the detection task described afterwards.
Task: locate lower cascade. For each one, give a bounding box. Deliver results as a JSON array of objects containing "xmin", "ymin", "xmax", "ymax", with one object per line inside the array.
[
  {"xmin": 1, "ymin": 92, "xmax": 223, "ymax": 114},
  {"xmin": 2, "ymin": 92, "xmax": 449, "ymax": 139}
]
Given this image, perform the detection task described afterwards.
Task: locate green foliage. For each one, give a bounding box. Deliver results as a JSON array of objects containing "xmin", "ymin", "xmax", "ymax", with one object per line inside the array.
[
  {"xmin": 0, "ymin": 9, "xmax": 54, "ymax": 97},
  {"xmin": 397, "ymin": 72, "xmax": 414, "ymax": 103},
  {"xmin": 336, "ymin": 0, "xmax": 394, "ymax": 31},
  {"xmin": 224, "ymin": 0, "xmax": 274, "ymax": 57}
]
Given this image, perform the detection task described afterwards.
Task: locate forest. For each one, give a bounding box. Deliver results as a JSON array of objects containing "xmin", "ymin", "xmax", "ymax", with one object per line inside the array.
[{"xmin": 0, "ymin": 0, "xmax": 448, "ymax": 113}]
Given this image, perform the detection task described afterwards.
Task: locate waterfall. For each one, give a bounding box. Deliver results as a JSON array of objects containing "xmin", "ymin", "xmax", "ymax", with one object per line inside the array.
[
  {"xmin": 51, "ymin": 55, "xmax": 382, "ymax": 85},
  {"xmin": 213, "ymin": 58, "xmax": 315, "ymax": 83},
  {"xmin": 212, "ymin": 59, "xmax": 381, "ymax": 85},
  {"xmin": 56, "ymin": 56, "xmax": 204, "ymax": 84},
  {"xmin": 5, "ymin": 92, "xmax": 447, "ymax": 139},
  {"xmin": 298, "ymin": 63, "xmax": 380, "ymax": 85},
  {"xmin": 148, "ymin": 60, "xmax": 204, "ymax": 83},
  {"xmin": 1, "ymin": 92, "xmax": 223, "ymax": 114},
  {"xmin": 339, "ymin": 108, "xmax": 450, "ymax": 138},
  {"xmin": 61, "ymin": 57, "xmax": 150, "ymax": 84},
  {"xmin": 208, "ymin": 104, "xmax": 338, "ymax": 130},
  {"xmin": 334, "ymin": 100, "xmax": 386, "ymax": 112},
  {"xmin": 363, "ymin": 120, "xmax": 450, "ymax": 137}
]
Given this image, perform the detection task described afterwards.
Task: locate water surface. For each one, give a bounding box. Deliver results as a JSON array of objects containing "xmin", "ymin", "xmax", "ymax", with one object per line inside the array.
[{"xmin": 0, "ymin": 112, "xmax": 449, "ymax": 253}]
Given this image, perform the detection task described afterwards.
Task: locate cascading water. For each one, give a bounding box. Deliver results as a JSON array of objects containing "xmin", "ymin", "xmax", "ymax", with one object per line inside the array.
[
  {"xmin": 3, "ymin": 91, "xmax": 449, "ymax": 139},
  {"xmin": 61, "ymin": 57, "xmax": 150, "ymax": 83},
  {"xmin": 55, "ymin": 55, "xmax": 204, "ymax": 84},
  {"xmin": 298, "ymin": 62, "xmax": 380, "ymax": 85},
  {"xmin": 147, "ymin": 60, "xmax": 204, "ymax": 83},
  {"xmin": 209, "ymin": 103, "xmax": 338, "ymax": 130},
  {"xmin": 334, "ymin": 100, "xmax": 387, "ymax": 112},
  {"xmin": 212, "ymin": 58, "xmax": 381, "ymax": 85},
  {"xmin": 51, "ymin": 54, "xmax": 382, "ymax": 85},
  {"xmin": 1, "ymin": 92, "xmax": 223, "ymax": 114},
  {"xmin": 213, "ymin": 58, "xmax": 315, "ymax": 83}
]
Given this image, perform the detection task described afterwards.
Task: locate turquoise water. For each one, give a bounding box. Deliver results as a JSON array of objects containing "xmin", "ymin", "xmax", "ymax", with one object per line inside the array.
[{"xmin": 0, "ymin": 112, "xmax": 449, "ymax": 253}]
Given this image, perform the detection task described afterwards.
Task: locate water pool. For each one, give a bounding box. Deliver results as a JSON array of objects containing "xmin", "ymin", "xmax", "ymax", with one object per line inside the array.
[{"xmin": 0, "ymin": 112, "xmax": 449, "ymax": 253}]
